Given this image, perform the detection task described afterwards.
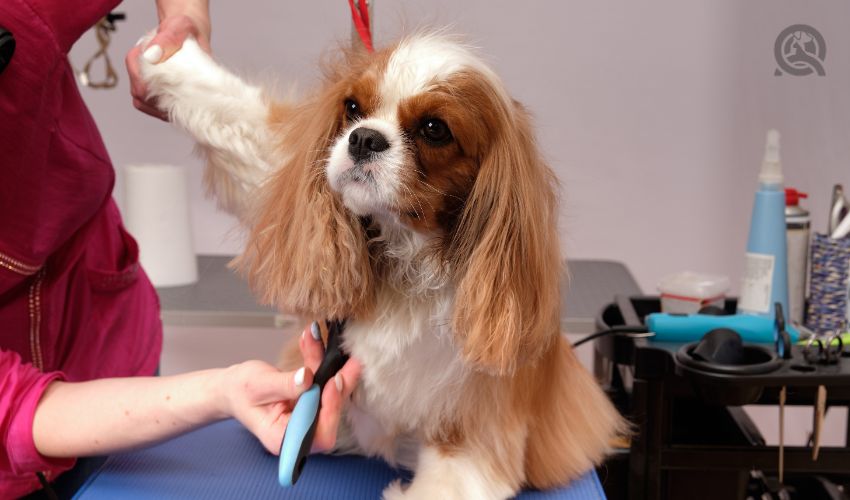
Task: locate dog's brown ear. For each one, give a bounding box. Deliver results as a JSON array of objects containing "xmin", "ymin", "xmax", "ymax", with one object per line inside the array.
[
  {"xmin": 234, "ymin": 85, "xmax": 375, "ymax": 320},
  {"xmin": 449, "ymin": 102, "xmax": 561, "ymax": 375}
]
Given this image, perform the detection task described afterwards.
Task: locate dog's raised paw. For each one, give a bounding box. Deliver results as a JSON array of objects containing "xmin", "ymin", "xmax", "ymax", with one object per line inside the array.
[{"xmin": 136, "ymin": 34, "xmax": 220, "ymax": 105}]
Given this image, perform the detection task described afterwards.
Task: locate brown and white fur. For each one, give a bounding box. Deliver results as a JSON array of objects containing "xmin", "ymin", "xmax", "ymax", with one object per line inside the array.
[{"xmin": 139, "ymin": 32, "xmax": 625, "ymax": 499}]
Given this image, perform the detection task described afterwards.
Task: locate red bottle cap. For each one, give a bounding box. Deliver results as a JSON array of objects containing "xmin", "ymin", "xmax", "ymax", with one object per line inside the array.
[{"xmin": 785, "ymin": 188, "xmax": 808, "ymax": 206}]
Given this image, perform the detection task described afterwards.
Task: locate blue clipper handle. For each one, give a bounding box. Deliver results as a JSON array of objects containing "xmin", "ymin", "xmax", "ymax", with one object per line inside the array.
[
  {"xmin": 278, "ymin": 319, "xmax": 348, "ymax": 487},
  {"xmin": 278, "ymin": 384, "xmax": 321, "ymax": 486},
  {"xmin": 646, "ymin": 313, "xmax": 799, "ymax": 344}
]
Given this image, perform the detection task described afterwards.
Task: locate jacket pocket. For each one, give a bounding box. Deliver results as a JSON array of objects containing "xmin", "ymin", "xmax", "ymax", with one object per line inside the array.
[{"xmin": 86, "ymin": 225, "xmax": 140, "ymax": 293}]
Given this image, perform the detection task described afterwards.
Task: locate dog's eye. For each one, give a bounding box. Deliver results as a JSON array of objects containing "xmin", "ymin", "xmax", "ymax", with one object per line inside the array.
[
  {"xmin": 344, "ymin": 99, "xmax": 362, "ymax": 121},
  {"xmin": 420, "ymin": 118, "xmax": 452, "ymax": 145}
]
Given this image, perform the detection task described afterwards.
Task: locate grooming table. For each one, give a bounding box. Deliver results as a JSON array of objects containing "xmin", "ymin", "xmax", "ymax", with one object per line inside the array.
[
  {"xmin": 74, "ymin": 419, "xmax": 606, "ymax": 499},
  {"xmin": 157, "ymin": 256, "xmax": 641, "ymax": 334}
]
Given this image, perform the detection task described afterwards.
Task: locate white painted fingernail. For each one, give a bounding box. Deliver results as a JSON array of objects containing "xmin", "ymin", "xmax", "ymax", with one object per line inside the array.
[
  {"xmin": 310, "ymin": 321, "xmax": 321, "ymax": 341},
  {"xmin": 334, "ymin": 374, "xmax": 343, "ymax": 393},
  {"xmin": 143, "ymin": 45, "xmax": 163, "ymax": 64},
  {"xmin": 135, "ymin": 36, "xmax": 147, "ymax": 47},
  {"xmin": 294, "ymin": 367, "xmax": 306, "ymax": 387}
]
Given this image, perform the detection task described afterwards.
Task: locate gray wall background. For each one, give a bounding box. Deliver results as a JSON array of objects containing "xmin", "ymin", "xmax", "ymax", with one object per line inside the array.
[{"xmin": 71, "ymin": 0, "xmax": 850, "ymax": 293}]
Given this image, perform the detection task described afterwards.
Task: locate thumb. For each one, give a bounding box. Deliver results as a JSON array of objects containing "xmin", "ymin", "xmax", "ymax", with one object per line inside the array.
[
  {"xmin": 142, "ymin": 15, "xmax": 204, "ymax": 64},
  {"xmin": 250, "ymin": 366, "xmax": 315, "ymax": 404}
]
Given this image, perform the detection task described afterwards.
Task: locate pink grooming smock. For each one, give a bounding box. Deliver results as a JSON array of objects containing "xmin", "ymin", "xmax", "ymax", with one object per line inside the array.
[{"xmin": 0, "ymin": 0, "xmax": 162, "ymax": 496}]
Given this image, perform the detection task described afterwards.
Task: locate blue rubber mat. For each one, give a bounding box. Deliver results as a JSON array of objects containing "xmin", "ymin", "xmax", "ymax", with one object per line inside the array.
[{"xmin": 74, "ymin": 419, "xmax": 605, "ymax": 499}]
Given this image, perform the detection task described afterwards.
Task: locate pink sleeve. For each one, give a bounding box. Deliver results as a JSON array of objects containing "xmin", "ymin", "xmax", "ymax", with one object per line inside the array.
[{"xmin": 0, "ymin": 349, "xmax": 74, "ymax": 475}]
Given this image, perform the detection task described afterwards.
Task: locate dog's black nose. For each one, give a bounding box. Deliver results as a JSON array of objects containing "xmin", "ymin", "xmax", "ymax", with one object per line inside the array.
[{"xmin": 348, "ymin": 127, "xmax": 389, "ymax": 162}]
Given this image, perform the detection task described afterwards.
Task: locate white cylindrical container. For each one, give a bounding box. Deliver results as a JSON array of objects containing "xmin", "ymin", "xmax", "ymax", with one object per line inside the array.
[
  {"xmin": 785, "ymin": 188, "xmax": 810, "ymax": 325},
  {"xmin": 123, "ymin": 164, "xmax": 198, "ymax": 287},
  {"xmin": 658, "ymin": 272, "xmax": 731, "ymax": 314}
]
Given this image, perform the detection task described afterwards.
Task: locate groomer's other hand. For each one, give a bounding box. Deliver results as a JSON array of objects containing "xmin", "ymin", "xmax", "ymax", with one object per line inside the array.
[{"xmin": 126, "ymin": 0, "xmax": 211, "ymax": 120}]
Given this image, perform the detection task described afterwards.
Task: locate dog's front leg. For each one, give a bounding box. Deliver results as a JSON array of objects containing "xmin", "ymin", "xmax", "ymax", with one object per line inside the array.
[
  {"xmin": 382, "ymin": 445, "xmax": 519, "ymax": 500},
  {"xmin": 138, "ymin": 36, "xmax": 273, "ymax": 221}
]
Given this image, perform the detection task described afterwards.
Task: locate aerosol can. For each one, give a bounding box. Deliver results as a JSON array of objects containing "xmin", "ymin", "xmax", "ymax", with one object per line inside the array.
[{"xmin": 785, "ymin": 188, "xmax": 810, "ymax": 325}]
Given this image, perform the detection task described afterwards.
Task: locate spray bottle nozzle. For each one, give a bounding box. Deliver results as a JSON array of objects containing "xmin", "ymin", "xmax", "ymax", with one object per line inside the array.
[
  {"xmin": 759, "ymin": 129, "xmax": 783, "ymax": 187},
  {"xmin": 785, "ymin": 188, "xmax": 808, "ymax": 206}
]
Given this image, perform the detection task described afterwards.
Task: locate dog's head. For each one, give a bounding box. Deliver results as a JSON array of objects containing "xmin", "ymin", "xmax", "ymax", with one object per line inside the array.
[{"xmin": 242, "ymin": 34, "xmax": 561, "ymax": 374}]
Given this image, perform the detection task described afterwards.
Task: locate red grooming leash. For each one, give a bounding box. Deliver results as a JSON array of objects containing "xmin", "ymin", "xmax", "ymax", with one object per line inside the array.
[{"xmin": 347, "ymin": 0, "xmax": 374, "ymax": 52}]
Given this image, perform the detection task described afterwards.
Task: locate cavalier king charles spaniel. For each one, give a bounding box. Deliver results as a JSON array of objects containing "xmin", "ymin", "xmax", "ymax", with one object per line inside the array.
[{"xmin": 139, "ymin": 32, "xmax": 625, "ymax": 499}]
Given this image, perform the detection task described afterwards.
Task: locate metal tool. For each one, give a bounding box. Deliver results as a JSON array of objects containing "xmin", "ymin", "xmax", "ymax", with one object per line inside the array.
[
  {"xmin": 802, "ymin": 328, "xmax": 845, "ymax": 365},
  {"xmin": 828, "ymin": 184, "xmax": 848, "ymax": 235},
  {"xmin": 831, "ymin": 183, "xmax": 850, "ymax": 238},
  {"xmin": 831, "ymin": 210, "xmax": 850, "ymax": 239}
]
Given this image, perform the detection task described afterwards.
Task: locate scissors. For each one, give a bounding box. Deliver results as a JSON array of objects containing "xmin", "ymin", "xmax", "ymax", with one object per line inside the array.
[{"xmin": 802, "ymin": 326, "xmax": 847, "ymax": 365}]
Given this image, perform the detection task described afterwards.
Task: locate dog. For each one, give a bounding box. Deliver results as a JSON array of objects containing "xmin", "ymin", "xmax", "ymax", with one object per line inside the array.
[{"xmin": 139, "ymin": 32, "xmax": 625, "ymax": 499}]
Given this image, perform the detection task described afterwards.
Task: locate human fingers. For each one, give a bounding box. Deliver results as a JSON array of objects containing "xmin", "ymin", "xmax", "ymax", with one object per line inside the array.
[
  {"xmin": 142, "ymin": 15, "xmax": 207, "ymax": 64},
  {"xmin": 131, "ymin": 97, "xmax": 168, "ymax": 121},
  {"xmin": 126, "ymin": 41, "xmax": 169, "ymax": 120},
  {"xmin": 311, "ymin": 359, "xmax": 362, "ymax": 452},
  {"xmin": 311, "ymin": 374, "xmax": 344, "ymax": 452},
  {"xmin": 336, "ymin": 357, "xmax": 362, "ymax": 401},
  {"xmin": 299, "ymin": 322, "xmax": 325, "ymax": 373},
  {"xmin": 248, "ymin": 401, "xmax": 291, "ymax": 455},
  {"xmin": 242, "ymin": 362, "xmax": 314, "ymax": 404}
]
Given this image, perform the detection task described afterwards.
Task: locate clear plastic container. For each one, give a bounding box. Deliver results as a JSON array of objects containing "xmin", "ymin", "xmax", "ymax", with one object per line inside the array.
[{"xmin": 657, "ymin": 272, "xmax": 731, "ymax": 314}]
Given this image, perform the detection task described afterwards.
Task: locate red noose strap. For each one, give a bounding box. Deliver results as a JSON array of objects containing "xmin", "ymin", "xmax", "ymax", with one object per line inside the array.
[{"xmin": 347, "ymin": 0, "xmax": 374, "ymax": 52}]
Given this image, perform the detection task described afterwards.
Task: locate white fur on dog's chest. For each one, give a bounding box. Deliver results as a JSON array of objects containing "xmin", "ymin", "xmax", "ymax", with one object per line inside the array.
[{"xmin": 343, "ymin": 290, "xmax": 469, "ymax": 438}]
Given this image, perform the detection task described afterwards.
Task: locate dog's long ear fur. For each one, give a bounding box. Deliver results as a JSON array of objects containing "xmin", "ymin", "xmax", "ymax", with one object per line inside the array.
[
  {"xmin": 234, "ymin": 79, "xmax": 375, "ymax": 320},
  {"xmin": 448, "ymin": 100, "xmax": 561, "ymax": 375}
]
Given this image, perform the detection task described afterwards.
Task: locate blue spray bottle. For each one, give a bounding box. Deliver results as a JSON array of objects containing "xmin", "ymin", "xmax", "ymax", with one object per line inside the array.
[
  {"xmin": 643, "ymin": 130, "xmax": 798, "ymax": 345},
  {"xmin": 737, "ymin": 130, "xmax": 790, "ymax": 322}
]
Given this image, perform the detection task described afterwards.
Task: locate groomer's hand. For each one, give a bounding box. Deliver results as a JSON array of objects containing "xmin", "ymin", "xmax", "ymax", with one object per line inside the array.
[
  {"xmin": 298, "ymin": 322, "xmax": 363, "ymax": 452},
  {"xmin": 126, "ymin": 0, "xmax": 212, "ymax": 120},
  {"xmin": 217, "ymin": 324, "xmax": 362, "ymax": 455}
]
